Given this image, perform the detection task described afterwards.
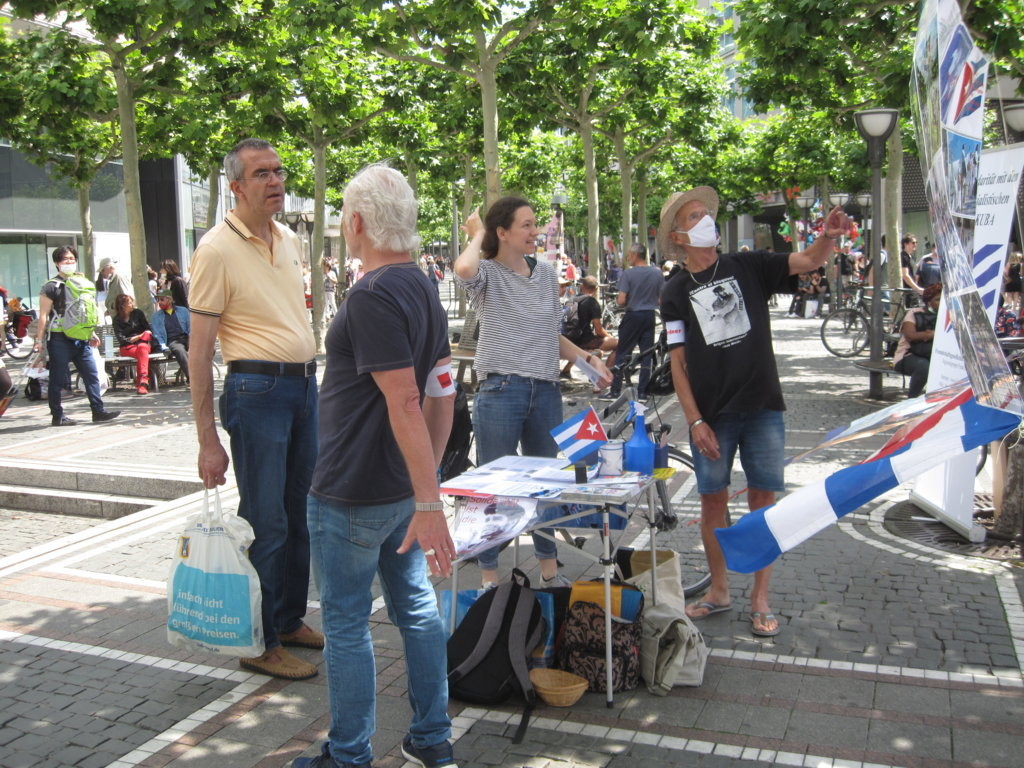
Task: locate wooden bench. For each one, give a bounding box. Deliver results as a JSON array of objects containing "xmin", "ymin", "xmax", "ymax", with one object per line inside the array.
[{"xmin": 103, "ymin": 352, "xmax": 174, "ymax": 392}]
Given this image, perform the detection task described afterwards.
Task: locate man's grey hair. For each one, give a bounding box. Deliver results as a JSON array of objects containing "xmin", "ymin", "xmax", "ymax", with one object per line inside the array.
[
  {"xmin": 342, "ymin": 164, "xmax": 421, "ymax": 253},
  {"xmin": 224, "ymin": 138, "xmax": 274, "ymax": 182},
  {"xmin": 629, "ymin": 242, "xmax": 648, "ymax": 261}
]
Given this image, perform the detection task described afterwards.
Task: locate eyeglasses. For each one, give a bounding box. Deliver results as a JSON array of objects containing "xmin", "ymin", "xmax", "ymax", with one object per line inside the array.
[{"xmin": 238, "ymin": 168, "xmax": 288, "ymax": 183}]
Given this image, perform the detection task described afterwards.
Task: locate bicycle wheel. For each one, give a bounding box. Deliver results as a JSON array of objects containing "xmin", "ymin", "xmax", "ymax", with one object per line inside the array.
[
  {"xmin": 4, "ymin": 336, "xmax": 32, "ymax": 359},
  {"xmin": 602, "ymin": 306, "xmax": 622, "ymax": 332},
  {"xmin": 820, "ymin": 308, "xmax": 870, "ymax": 358},
  {"xmin": 652, "ymin": 447, "xmax": 713, "ymax": 598}
]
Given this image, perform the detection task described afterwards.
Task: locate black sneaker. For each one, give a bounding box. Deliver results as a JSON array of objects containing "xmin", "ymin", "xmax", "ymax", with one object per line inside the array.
[
  {"xmin": 92, "ymin": 410, "xmax": 120, "ymax": 423},
  {"xmin": 292, "ymin": 743, "xmax": 371, "ymax": 768},
  {"xmin": 401, "ymin": 736, "xmax": 456, "ymax": 768},
  {"xmin": 51, "ymin": 415, "xmax": 76, "ymax": 427}
]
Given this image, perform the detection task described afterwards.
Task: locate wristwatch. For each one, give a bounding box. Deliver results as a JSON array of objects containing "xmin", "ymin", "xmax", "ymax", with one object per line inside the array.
[{"xmin": 415, "ymin": 501, "xmax": 444, "ymax": 513}]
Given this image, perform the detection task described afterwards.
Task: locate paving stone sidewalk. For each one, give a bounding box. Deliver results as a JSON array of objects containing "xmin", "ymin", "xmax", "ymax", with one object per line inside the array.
[{"xmin": 0, "ymin": 311, "xmax": 1021, "ymax": 768}]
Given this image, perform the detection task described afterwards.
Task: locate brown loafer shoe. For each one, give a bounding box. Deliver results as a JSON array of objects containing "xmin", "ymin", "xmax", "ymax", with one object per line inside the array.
[
  {"xmin": 239, "ymin": 647, "xmax": 318, "ymax": 680},
  {"xmin": 279, "ymin": 623, "xmax": 325, "ymax": 649}
]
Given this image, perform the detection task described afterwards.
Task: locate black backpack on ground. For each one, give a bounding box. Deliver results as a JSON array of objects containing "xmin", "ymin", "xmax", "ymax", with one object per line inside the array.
[{"xmin": 446, "ymin": 569, "xmax": 546, "ymax": 742}]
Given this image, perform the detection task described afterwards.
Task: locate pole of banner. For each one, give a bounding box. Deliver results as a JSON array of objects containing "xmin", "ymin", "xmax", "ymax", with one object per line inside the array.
[{"xmin": 601, "ymin": 505, "xmax": 614, "ymax": 708}]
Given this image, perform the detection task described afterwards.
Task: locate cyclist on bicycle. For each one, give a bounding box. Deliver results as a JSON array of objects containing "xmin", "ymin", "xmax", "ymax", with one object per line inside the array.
[{"xmin": 659, "ymin": 185, "xmax": 854, "ymax": 638}]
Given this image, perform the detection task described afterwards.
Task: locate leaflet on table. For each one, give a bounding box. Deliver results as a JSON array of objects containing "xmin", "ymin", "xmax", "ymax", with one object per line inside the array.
[
  {"xmin": 528, "ymin": 462, "xmax": 600, "ymax": 483},
  {"xmin": 441, "ymin": 456, "xmax": 597, "ymax": 497},
  {"xmin": 573, "ymin": 354, "xmax": 603, "ymax": 385},
  {"xmin": 450, "ymin": 496, "xmax": 539, "ymax": 562},
  {"xmin": 559, "ymin": 478, "xmax": 649, "ymax": 503}
]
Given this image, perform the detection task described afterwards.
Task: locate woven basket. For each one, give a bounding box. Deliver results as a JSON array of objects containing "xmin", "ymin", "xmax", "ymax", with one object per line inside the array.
[{"xmin": 529, "ymin": 668, "xmax": 588, "ymax": 707}]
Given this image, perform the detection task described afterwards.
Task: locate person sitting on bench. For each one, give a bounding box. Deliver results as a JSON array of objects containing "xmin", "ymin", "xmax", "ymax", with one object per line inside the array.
[
  {"xmin": 112, "ymin": 293, "xmax": 154, "ymax": 395},
  {"xmin": 151, "ymin": 289, "xmax": 191, "ymax": 387},
  {"xmin": 892, "ymin": 283, "xmax": 941, "ymax": 398}
]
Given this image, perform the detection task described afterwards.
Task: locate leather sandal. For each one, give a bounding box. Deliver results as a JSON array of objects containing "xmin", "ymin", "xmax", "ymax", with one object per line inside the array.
[
  {"xmin": 239, "ymin": 647, "xmax": 318, "ymax": 679},
  {"xmin": 279, "ymin": 623, "xmax": 325, "ymax": 649}
]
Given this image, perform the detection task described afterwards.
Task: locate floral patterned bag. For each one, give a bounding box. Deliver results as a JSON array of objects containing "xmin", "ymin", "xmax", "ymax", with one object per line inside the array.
[{"xmin": 557, "ymin": 599, "xmax": 643, "ymax": 692}]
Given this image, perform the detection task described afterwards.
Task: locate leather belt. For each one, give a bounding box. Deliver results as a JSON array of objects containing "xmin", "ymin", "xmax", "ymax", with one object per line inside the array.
[{"xmin": 227, "ymin": 360, "xmax": 317, "ymax": 377}]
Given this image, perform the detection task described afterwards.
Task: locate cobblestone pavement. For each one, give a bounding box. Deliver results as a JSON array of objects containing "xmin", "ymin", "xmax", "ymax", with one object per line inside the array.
[
  {"xmin": 0, "ymin": 510, "xmax": 96, "ymax": 557},
  {"xmin": 0, "ymin": 309, "xmax": 1021, "ymax": 768}
]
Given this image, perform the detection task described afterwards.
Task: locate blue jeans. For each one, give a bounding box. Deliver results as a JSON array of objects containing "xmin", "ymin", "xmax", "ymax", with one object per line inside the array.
[
  {"xmin": 46, "ymin": 332, "xmax": 105, "ymax": 419},
  {"xmin": 473, "ymin": 374, "xmax": 561, "ymax": 570},
  {"xmin": 894, "ymin": 353, "xmax": 930, "ymax": 397},
  {"xmin": 307, "ymin": 495, "xmax": 451, "ymax": 765},
  {"xmin": 219, "ymin": 372, "xmax": 317, "ymax": 650},
  {"xmin": 610, "ymin": 310, "xmax": 655, "ymax": 398},
  {"xmin": 689, "ymin": 409, "xmax": 786, "ymax": 495}
]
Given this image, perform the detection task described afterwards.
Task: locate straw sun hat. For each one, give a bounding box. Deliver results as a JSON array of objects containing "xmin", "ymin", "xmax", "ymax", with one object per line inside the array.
[{"xmin": 657, "ymin": 186, "xmax": 719, "ymax": 258}]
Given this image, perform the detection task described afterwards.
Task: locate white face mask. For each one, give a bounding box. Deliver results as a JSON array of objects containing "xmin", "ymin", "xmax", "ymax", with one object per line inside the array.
[
  {"xmin": 684, "ymin": 214, "xmax": 719, "ymax": 248},
  {"xmin": 58, "ymin": 262, "xmax": 77, "ymax": 275}
]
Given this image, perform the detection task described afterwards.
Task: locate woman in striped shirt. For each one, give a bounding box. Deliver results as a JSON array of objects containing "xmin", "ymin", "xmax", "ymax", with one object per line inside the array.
[{"xmin": 455, "ymin": 196, "xmax": 611, "ymax": 588}]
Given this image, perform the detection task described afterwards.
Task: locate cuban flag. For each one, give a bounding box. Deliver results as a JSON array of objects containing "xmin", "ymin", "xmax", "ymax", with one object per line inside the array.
[
  {"xmin": 550, "ymin": 406, "xmax": 608, "ymax": 464},
  {"xmin": 715, "ymin": 394, "xmax": 1020, "ymax": 574},
  {"xmin": 952, "ymin": 57, "xmax": 987, "ymax": 125}
]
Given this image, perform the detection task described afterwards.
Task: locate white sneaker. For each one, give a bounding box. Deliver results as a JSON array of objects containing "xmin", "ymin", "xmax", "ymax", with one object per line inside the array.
[{"xmin": 541, "ymin": 573, "xmax": 573, "ymax": 588}]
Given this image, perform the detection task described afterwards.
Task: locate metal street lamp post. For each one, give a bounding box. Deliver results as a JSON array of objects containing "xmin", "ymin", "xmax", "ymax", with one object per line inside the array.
[
  {"xmin": 855, "ymin": 108, "xmax": 900, "ymax": 398},
  {"xmin": 828, "ymin": 192, "xmax": 850, "ymax": 309},
  {"xmin": 855, "ymin": 191, "xmax": 872, "ymax": 305},
  {"xmin": 1001, "ymin": 102, "xmax": 1024, "ymax": 136},
  {"xmin": 794, "ymin": 188, "xmax": 816, "ymax": 251}
]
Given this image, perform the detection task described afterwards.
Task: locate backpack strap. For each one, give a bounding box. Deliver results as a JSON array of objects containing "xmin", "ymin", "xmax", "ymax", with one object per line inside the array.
[
  {"xmin": 508, "ymin": 582, "xmax": 545, "ymax": 745},
  {"xmin": 447, "ymin": 582, "xmax": 512, "ymax": 684},
  {"xmin": 506, "ymin": 584, "xmax": 542, "ymax": 704}
]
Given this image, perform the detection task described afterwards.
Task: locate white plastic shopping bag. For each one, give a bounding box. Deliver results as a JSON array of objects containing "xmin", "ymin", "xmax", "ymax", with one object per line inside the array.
[
  {"xmin": 89, "ymin": 345, "xmax": 109, "ymax": 395},
  {"xmin": 167, "ymin": 488, "xmax": 264, "ymax": 656}
]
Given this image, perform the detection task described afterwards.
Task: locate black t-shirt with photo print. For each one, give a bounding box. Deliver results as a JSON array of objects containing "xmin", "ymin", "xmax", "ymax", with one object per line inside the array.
[{"xmin": 661, "ymin": 250, "xmax": 792, "ymax": 422}]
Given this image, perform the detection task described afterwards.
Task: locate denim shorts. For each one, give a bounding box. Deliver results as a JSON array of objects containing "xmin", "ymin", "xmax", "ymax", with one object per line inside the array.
[{"xmin": 689, "ymin": 409, "xmax": 785, "ymax": 495}]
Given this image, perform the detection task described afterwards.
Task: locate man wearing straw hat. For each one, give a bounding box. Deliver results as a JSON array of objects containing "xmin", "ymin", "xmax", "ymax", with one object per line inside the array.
[{"xmin": 659, "ymin": 186, "xmax": 853, "ymax": 637}]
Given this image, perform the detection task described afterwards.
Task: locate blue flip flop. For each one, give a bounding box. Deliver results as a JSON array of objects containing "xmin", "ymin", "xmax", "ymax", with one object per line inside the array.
[{"xmin": 685, "ymin": 600, "xmax": 732, "ymax": 620}]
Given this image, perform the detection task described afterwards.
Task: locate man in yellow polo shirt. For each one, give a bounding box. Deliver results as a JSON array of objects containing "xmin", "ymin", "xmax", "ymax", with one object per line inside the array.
[{"xmin": 188, "ymin": 138, "xmax": 322, "ymax": 680}]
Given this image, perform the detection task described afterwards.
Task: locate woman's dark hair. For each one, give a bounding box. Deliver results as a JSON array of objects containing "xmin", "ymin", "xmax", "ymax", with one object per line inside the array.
[
  {"xmin": 160, "ymin": 259, "xmax": 181, "ymax": 278},
  {"xmin": 51, "ymin": 245, "xmax": 77, "ymax": 264},
  {"xmin": 922, "ymin": 282, "xmax": 943, "ymax": 303},
  {"xmin": 480, "ymin": 196, "xmax": 533, "ymax": 259},
  {"xmin": 115, "ymin": 292, "xmax": 135, "ymax": 314}
]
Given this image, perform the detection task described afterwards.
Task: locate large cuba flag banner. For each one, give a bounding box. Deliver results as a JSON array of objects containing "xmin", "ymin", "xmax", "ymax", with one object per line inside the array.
[
  {"xmin": 715, "ymin": 0, "xmax": 1023, "ymax": 572},
  {"xmin": 717, "ymin": 389, "xmax": 1020, "ymax": 573}
]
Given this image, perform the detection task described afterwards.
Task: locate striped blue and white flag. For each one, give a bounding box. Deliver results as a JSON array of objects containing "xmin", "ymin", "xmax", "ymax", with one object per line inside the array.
[
  {"xmin": 715, "ymin": 393, "xmax": 1020, "ymax": 573},
  {"xmin": 550, "ymin": 406, "xmax": 608, "ymax": 464}
]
